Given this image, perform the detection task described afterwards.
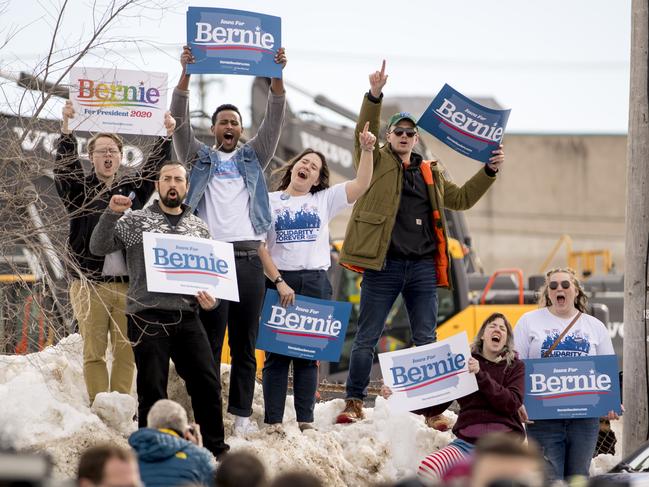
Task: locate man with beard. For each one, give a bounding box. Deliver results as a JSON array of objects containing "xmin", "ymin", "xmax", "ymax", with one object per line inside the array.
[
  {"xmin": 90, "ymin": 161, "xmax": 229, "ymax": 459},
  {"xmin": 55, "ymin": 102, "xmax": 175, "ymax": 405},
  {"xmin": 171, "ymin": 45, "xmax": 287, "ymax": 436}
]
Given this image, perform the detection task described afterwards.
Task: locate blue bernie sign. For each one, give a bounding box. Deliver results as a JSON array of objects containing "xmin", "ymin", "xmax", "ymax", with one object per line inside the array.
[
  {"xmin": 417, "ymin": 84, "xmax": 511, "ymax": 163},
  {"xmin": 186, "ymin": 7, "xmax": 281, "ymax": 77},
  {"xmin": 256, "ymin": 290, "xmax": 351, "ymax": 361},
  {"xmin": 523, "ymin": 355, "xmax": 621, "ymax": 420}
]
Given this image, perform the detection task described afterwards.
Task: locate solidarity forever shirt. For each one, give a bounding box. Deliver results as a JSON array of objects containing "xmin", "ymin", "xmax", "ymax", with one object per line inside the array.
[
  {"xmin": 514, "ymin": 307, "xmax": 614, "ymax": 359},
  {"xmin": 197, "ymin": 150, "xmax": 258, "ymax": 242},
  {"xmin": 266, "ymin": 183, "xmax": 351, "ymax": 271}
]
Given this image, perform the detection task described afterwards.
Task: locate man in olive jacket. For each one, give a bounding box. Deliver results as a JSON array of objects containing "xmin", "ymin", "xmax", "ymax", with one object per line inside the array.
[{"xmin": 337, "ymin": 61, "xmax": 505, "ymax": 423}]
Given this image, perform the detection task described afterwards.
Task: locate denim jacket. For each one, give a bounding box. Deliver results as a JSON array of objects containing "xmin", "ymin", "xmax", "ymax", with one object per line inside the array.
[{"xmin": 186, "ymin": 142, "xmax": 272, "ymax": 234}]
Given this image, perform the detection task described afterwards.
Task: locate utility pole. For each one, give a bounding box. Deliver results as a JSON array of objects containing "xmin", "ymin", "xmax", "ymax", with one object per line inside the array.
[{"xmin": 623, "ymin": 0, "xmax": 649, "ymax": 455}]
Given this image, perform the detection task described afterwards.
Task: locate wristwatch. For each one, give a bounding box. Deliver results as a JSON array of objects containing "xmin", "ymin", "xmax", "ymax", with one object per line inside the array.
[{"xmin": 273, "ymin": 276, "xmax": 284, "ymax": 284}]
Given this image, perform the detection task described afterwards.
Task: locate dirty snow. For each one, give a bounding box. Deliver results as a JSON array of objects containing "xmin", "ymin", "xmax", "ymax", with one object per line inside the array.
[{"xmin": 0, "ymin": 334, "xmax": 624, "ymax": 485}]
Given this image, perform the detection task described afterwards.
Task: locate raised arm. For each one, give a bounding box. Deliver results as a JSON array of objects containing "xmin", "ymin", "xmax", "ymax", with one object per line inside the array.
[
  {"xmin": 89, "ymin": 195, "xmax": 132, "ymax": 256},
  {"xmin": 248, "ymin": 48, "xmax": 288, "ymax": 166},
  {"xmin": 134, "ymin": 112, "xmax": 175, "ymax": 202},
  {"xmin": 354, "ymin": 60, "xmax": 387, "ymax": 168},
  {"xmin": 54, "ymin": 100, "xmax": 85, "ymax": 208},
  {"xmin": 345, "ymin": 122, "xmax": 376, "ymax": 204},
  {"xmin": 171, "ymin": 46, "xmax": 203, "ymax": 166}
]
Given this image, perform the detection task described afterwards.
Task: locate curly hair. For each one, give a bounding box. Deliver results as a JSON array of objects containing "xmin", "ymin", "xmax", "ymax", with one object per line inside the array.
[
  {"xmin": 537, "ymin": 267, "xmax": 588, "ymax": 312},
  {"xmin": 471, "ymin": 312, "xmax": 517, "ymax": 366},
  {"xmin": 273, "ymin": 148, "xmax": 329, "ymax": 194}
]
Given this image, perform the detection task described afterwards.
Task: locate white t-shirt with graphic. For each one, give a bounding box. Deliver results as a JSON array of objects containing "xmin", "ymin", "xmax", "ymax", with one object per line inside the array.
[
  {"xmin": 267, "ymin": 182, "xmax": 351, "ymax": 270},
  {"xmin": 514, "ymin": 307, "xmax": 614, "ymax": 359},
  {"xmin": 197, "ymin": 150, "xmax": 260, "ymax": 242}
]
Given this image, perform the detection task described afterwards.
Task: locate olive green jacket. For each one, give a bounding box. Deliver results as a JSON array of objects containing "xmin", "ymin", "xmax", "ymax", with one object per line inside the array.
[{"xmin": 339, "ymin": 93, "xmax": 497, "ymax": 287}]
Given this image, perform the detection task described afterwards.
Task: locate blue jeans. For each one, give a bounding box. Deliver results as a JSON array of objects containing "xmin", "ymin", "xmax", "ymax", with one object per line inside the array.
[
  {"xmin": 262, "ymin": 269, "xmax": 332, "ymax": 424},
  {"xmin": 527, "ymin": 418, "xmax": 599, "ymax": 480},
  {"xmin": 345, "ymin": 258, "xmax": 438, "ymax": 400}
]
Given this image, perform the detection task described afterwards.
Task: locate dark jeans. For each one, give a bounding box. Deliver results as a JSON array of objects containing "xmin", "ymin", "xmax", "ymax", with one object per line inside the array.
[
  {"xmin": 345, "ymin": 258, "xmax": 438, "ymax": 401},
  {"xmin": 200, "ymin": 253, "xmax": 265, "ymax": 417},
  {"xmin": 262, "ymin": 269, "xmax": 332, "ymax": 424},
  {"xmin": 127, "ymin": 309, "xmax": 229, "ymax": 457},
  {"xmin": 527, "ymin": 418, "xmax": 599, "ymax": 480}
]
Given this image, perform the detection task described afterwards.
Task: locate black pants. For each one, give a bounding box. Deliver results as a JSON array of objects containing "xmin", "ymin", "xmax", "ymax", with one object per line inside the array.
[
  {"xmin": 127, "ymin": 309, "xmax": 229, "ymax": 457},
  {"xmin": 201, "ymin": 253, "xmax": 265, "ymax": 417},
  {"xmin": 262, "ymin": 269, "xmax": 332, "ymax": 424}
]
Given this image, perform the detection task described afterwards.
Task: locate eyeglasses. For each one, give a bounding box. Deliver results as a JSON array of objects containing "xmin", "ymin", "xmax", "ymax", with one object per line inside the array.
[
  {"xmin": 549, "ymin": 280, "xmax": 571, "ymax": 290},
  {"xmin": 390, "ymin": 128, "xmax": 417, "ymax": 138},
  {"xmin": 94, "ymin": 148, "xmax": 121, "ymax": 155}
]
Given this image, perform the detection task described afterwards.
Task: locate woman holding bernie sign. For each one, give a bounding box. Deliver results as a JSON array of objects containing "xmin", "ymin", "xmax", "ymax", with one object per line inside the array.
[
  {"xmin": 257, "ymin": 123, "xmax": 376, "ymax": 431},
  {"xmin": 382, "ymin": 313, "xmax": 525, "ymax": 484},
  {"xmin": 514, "ymin": 268, "xmax": 618, "ymax": 480}
]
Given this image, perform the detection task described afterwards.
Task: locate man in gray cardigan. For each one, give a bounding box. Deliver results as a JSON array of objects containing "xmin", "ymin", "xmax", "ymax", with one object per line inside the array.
[{"xmin": 90, "ymin": 161, "xmax": 228, "ymax": 459}]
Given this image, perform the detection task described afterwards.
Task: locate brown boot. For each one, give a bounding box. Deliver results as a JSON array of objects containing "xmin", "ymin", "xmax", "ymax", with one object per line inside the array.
[
  {"xmin": 335, "ymin": 399, "xmax": 364, "ymax": 424},
  {"xmin": 425, "ymin": 414, "xmax": 451, "ymax": 431}
]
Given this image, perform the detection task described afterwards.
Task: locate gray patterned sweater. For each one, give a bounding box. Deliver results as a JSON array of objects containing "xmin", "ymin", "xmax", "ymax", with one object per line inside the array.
[{"xmin": 90, "ymin": 201, "xmax": 211, "ymax": 314}]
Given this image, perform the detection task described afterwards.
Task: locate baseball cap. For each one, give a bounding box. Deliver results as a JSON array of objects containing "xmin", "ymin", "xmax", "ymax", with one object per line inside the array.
[{"xmin": 387, "ymin": 111, "xmax": 417, "ymax": 128}]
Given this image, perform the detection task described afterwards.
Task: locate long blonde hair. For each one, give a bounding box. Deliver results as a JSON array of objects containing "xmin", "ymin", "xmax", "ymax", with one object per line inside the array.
[
  {"xmin": 537, "ymin": 267, "xmax": 588, "ymax": 312},
  {"xmin": 471, "ymin": 312, "xmax": 517, "ymax": 366}
]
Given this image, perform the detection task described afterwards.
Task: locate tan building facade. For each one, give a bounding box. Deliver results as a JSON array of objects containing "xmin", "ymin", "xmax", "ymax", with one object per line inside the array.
[{"xmin": 330, "ymin": 132, "xmax": 627, "ymax": 278}]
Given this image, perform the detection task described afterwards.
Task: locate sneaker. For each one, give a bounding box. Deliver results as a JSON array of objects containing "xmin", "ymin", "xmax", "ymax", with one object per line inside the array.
[
  {"xmin": 425, "ymin": 414, "xmax": 451, "ymax": 431},
  {"xmin": 232, "ymin": 416, "xmax": 259, "ymax": 437},
  {"xmin": 335, "ymin": 399, "xmax": 364, "ymax": 424},
  {"xmin": 298, "ymin": 422, "xmax": 315, "ymax": 432}
]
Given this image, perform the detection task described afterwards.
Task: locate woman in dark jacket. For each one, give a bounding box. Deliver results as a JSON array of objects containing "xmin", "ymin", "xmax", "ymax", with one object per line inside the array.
[{"xmin": 383, "ymin": 313, "xmax": 525, "ymax": 484}]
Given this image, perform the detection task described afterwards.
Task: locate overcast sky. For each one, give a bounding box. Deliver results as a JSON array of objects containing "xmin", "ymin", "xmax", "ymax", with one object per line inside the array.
[{"xmin": 0, "ymin": 0, "xmax": 632, "ymax": 133}]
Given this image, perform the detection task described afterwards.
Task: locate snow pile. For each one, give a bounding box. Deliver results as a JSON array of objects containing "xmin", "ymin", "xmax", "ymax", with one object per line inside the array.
[{"xmin": 0, "ymin": 334, "xmax": 625, "ymax": 485}]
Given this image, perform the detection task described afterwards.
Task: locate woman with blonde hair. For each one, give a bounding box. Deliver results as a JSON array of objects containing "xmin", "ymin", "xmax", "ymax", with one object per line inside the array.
[
  {"xmin": 383, "ymin": 312, "xmax": 525, "ymax": 484},
  {"xmin": 514, "ymin": 267, "xmax": 618, "ymax": 480}
]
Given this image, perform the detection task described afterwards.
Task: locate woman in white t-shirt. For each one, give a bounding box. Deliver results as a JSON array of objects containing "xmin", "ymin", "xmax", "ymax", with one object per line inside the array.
[
  {"xmin": 514, "ymin": 267, "xmax": 619, "ymax": 480},
  {"xmin": 258, "ymin": 123, "xmax": 376, "ymax": 431}
]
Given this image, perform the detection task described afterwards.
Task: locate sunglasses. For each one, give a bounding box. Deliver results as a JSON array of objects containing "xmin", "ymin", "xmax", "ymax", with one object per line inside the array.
[
  {"xmin": 549, "ymin": 280, "xmax": 571, "ymax": 290},
  {"xmin": 391, "ymin": 127, "xmax": 417, "ymax": 137}
]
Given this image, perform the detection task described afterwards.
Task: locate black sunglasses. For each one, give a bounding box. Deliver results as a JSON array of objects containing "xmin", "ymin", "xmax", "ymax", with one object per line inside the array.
[
  {"xmin": 391, "ymin": 127, "xmax": 417, "ymax": 137},
  {"xmin": 549, "ymin": 280, "xmax": 571, "ymax": 290}
]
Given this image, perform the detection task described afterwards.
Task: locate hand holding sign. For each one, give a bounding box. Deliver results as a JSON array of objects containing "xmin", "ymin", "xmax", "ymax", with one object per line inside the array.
[
  {"xmin": 196, "ymin": 290, "xmax": 218, "ymax": 310},
  {"xmin": 487, "ymin": 144, "xmax": 505, "ymax": 173},
  {"xmin": 180, "ymin": 45, "xmax": 196, "ymax": 69},
  {"xmin": 164, "ymin": 111, "xmax": 176, "ymax": 137},
  {"xmin": 276, "ymin": 280, "xmax": 296, "ymax": 307},
  {"xmin": 273, "ymin": 47, "xmax": 287, "ymax": 70},
  {"xmin": 369, "ymin": 60, "xmax": 388, "ymax": 99},
  {"xmin": 358, "ymin": 121, "xmax": 376, "ymax": 152}
]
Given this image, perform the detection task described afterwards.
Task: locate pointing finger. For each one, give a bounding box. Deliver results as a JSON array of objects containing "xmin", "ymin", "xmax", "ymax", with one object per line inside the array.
[
  {"xmin": 380, "ymin": 59, "xmax": 386, "ymax": 77},
  {"xmin": 362, "ymin": 121, "xmax": 369, "ymax": 134}
]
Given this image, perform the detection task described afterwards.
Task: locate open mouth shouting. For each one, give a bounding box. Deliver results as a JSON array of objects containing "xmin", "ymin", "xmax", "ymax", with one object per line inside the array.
[
  {"xmin": 223, "ymin": 132, "xmax": 234, "ymax": 143},
  {"xmin": 297, "ymin": 168, "xmax": 309, "ymax": 180}
]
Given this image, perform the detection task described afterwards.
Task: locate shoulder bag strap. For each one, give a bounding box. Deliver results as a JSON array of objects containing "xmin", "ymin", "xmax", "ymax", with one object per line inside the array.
[{"xmin": 543, "ymin": 311, "xmax": 582, "ymax": 358}]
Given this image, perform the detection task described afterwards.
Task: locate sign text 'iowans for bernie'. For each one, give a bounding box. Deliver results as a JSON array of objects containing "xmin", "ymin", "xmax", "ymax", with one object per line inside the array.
[{"xmin": 390, "ymin": 351, "xmax": 467, "ymax": 392}]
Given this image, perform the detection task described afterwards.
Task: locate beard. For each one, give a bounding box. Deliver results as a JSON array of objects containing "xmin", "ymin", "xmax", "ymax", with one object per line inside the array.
[{"xmin": 160, "ymin": 190, "xmax": 184, "ymax": 208}]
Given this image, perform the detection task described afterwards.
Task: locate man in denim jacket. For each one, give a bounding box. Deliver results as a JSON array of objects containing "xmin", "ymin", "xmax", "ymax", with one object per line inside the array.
[{"xmin": 170, "ymin": 45, "xmax": 287, "ymax": 436}]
